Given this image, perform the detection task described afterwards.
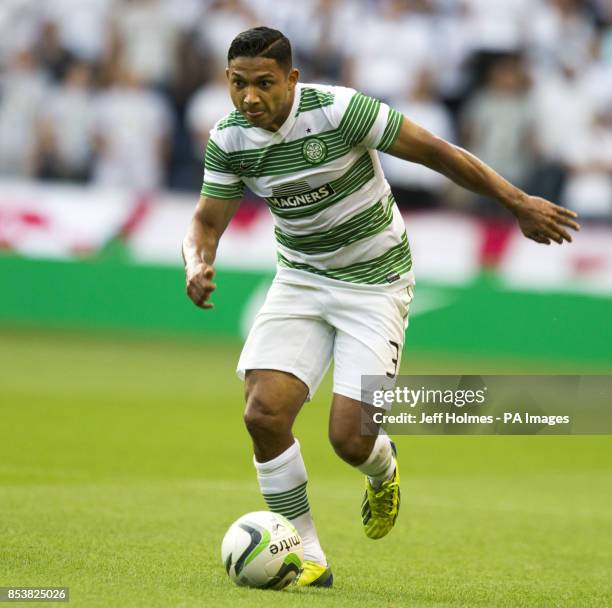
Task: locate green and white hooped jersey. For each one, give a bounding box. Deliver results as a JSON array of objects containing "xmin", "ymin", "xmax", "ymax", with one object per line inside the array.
[{"xmin": 202, "ymin": 83, "xmax": 414, "ymax": 289}]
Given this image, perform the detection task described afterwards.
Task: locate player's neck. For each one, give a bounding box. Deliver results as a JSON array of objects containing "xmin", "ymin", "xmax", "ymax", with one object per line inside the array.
[{"xmin": 266, "ymin": 88, "xmax": 296, "ymax": 132}]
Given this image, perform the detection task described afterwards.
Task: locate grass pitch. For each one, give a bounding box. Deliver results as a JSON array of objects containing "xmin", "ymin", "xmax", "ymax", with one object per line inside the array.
[{"xmin": 1, "ymin": 328, "xmax": 611, "ymax": 607}]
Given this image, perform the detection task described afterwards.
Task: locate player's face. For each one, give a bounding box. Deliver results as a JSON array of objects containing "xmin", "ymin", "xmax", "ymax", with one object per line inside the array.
[{"xmin": 226, "ymin": 57, "xmax": 299, "ymax": 131}]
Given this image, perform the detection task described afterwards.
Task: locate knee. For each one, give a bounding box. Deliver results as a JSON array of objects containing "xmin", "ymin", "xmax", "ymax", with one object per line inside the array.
[
  {"xmin": 243, "ymin": 392, "xmax": 290, "ymax": 441},
  {"xmin": 329, "ymin": 428, "xmax": 374, "ymax": 466}
]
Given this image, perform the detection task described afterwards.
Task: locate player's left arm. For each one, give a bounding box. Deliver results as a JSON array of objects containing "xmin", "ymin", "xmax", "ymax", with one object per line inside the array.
[{"xmin": 385, "ymin": 117, "xmax": 580, "ymax": 244}]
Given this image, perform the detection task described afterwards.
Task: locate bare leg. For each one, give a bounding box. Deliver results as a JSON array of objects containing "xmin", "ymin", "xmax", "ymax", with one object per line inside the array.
[
  {"xmin": 328, "ymin": 393, "xmax": 379, "ymax": 466},
  {"xmin": 243, "ymin": 369, "xmax": 308, "ymax": 462}
]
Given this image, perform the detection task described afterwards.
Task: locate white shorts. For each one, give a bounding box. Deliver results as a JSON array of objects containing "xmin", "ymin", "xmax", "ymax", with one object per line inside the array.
[{"xmin": 237, "ymin": 269, "xmax": 413, "ymax": 402}]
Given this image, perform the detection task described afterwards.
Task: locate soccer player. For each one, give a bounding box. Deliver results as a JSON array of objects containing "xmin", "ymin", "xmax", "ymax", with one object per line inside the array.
[{"xmin": 182, "ymin": 27, "xmax": 579, "ymax": 587}]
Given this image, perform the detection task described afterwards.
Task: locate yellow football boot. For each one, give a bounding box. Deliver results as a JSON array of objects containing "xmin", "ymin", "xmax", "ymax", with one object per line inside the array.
[
  {"xmin": 361, "ymin": 442, "xmax": 400, "ymax": 539},
  {"xmin": 295, "ymin": 561, "xmax": 333, "ymax": 588}
]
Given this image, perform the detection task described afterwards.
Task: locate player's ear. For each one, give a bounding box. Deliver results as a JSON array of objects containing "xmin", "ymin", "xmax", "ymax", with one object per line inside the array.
[
  {"xmin": 225, "ymin": 67, "xmax": 230, "ymax": 81},
  {"xmin": 288, "ymin": 68, "xmax": 299, "ymax": 88}
]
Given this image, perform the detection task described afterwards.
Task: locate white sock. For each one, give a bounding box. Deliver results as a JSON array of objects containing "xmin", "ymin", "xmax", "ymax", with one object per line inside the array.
[
  {"xmin": 356, "ymin": 433, "xmax": 396, "ymax": 489},
  {"xmin": 254, "ymin": 439, "xmax": 327, "ymax": 566}
]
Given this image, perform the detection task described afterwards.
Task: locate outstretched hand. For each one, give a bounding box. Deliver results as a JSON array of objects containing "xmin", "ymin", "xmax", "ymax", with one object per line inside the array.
[
  {"xmin": 185, "ymin": 262, "xmax": 216, "ymax": 309},
  {"xmin": 513, "ymin": 196, "xmax": 580, "ymax": 245}
]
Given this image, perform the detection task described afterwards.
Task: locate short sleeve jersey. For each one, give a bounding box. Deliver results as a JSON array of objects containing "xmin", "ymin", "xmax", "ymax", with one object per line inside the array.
[{"xmin": 201, "ymin": 83, "xmax": 413, "ymax": 288}]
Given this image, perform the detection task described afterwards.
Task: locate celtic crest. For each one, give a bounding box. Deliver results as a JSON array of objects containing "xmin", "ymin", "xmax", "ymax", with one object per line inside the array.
[{"xmin": 302, "ymin": 137, "xmax": 328, "ymax": 164}]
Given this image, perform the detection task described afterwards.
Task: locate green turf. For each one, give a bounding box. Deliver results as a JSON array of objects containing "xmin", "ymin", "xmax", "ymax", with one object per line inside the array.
[{"xmin": 1, "ymin": 329, "xmax": 611, "ymax": 607}]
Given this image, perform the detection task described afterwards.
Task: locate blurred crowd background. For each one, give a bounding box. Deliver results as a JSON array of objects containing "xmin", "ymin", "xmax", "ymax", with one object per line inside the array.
[{"xmin": 1, "ymin": 0, "xmax": 611, "ymax": 218}]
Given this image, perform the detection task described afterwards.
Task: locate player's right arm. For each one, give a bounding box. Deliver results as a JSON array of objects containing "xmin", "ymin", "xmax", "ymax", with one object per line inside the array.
[
  {"xmin": 185, "ymin": 119, "xmax": 245, "ymax": 309},
  {"xmin": 182, "ymin": 195, "xmax": 241, "ymax": 309}
]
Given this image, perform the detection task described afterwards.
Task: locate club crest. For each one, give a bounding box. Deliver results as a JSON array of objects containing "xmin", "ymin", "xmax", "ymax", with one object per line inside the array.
[{"xmin": 302, "ymin": 137, "xmax": 328, "ymax": 164}]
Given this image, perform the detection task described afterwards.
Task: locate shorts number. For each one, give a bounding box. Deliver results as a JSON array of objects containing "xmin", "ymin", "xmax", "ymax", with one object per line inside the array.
[{"xmin": 386, "ymin": 341, "xmax": 400, "ymax": 378}]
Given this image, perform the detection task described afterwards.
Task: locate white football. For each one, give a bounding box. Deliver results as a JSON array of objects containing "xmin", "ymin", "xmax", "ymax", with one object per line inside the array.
[{"xmin": 221, "ymin": 511, "xmax": 304, "ymax": 590}]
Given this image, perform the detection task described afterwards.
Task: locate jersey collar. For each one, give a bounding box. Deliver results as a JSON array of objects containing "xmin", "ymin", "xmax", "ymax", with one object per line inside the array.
[{"xmin": 271, "ymin": 83, "xmax": 302, "ymax": 141}]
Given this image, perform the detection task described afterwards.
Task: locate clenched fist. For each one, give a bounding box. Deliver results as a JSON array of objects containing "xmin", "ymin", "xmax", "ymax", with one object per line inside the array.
[{"xmin": 185, "ymin": 262, "xmax": 216, "ymax": 309}]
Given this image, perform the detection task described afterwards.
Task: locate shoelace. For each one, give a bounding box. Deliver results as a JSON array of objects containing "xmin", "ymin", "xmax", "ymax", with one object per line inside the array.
[{"xmin": 370, "ymin": 481, "xmax": 399, "ymax": 517}]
